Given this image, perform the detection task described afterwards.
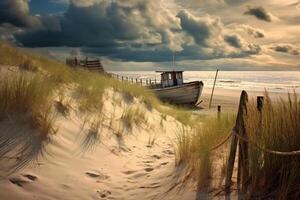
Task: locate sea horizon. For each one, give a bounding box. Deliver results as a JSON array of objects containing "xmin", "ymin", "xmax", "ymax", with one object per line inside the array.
[{"xmin": 110, "ymin": 71, "xmax": 300, "ymax": 94}]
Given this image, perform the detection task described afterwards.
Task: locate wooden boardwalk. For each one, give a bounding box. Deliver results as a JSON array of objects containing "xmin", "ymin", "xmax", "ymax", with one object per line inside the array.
[{"xmin": 66, "ymin": 57, "xmax": 104, "ymax": 73}]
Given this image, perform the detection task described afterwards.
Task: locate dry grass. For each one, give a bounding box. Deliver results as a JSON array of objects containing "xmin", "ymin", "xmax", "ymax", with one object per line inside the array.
[
  {"xmin": 121, "ymin": 106, "xmax": 147, "ymax": 130},
  {"xmin": 175, "ymin": 113, "xmax": 236, "ymax": 188},
  {"xmin": 74, "ymin": 72, "xmax": 111, "ymax": 112},
  {"xmin": 147, "ymin": 133, "xmax": 158, "ymax": 147},
  {"xmin": 0, "ymin": 43, "xmax": 187, "ymax": 120},
  {"xmin": 0, "ymin": 74, "xmax": 56, "ymax": 139},
  {"xmin": 0, "ymin": 42, "xmax": 74, "ymax": 83},
  {"xmin": 19, "ymin": 59, "xmax": 39, "ymax": 72},
  {"xmin": 245, "ymin": 93, "xmax": 300, "ymax": 199}
]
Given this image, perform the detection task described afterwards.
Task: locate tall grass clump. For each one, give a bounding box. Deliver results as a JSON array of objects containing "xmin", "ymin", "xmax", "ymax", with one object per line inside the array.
[
  {"xmin": 74, "ymin": 71, "xmax": 113, "ymax": 112},
  {"xmin": 0, "ymin": 42, "xmax": 74, "ymax": 83},
  {"xmin": 113, "ymin": 81, "xmax": 160, "ymax": 109},
  {"xmin": 245, "ymin": 93, "xmax": 300, "ymax": 199},
  {"xmin": 0, "ymin": 43, "xmax": 164, "ymax": 113},
  {"xmin": 121, "ymin": 106, "xmax": 147, "ymax": 130},
  {"xmin": 0, "ymin": 74, "xmax": 56, "ymax": 139},
  {"xmin": 175, "ymin": 113, "xmax": 236, "ymax": 188},
  {"xmin": 160, "ymin": 104, "xmax": 206, "ymax": 127}
]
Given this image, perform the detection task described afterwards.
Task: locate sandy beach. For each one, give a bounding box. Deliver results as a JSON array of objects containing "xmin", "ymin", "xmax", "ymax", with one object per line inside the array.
[
  {"xmin": 200, "ymin": 87, "xmax": 294, "ymax": 112},
  {"xmin": 1, "ymin": 0, "xmax": 300, "ymax": 196},
  {"xmin": 0, "ymin": 65, "xmax": 298, "ymax": 200},
  {"xmin": 0, "ymin": 81, "xmax": 200, "ymax": 200}
]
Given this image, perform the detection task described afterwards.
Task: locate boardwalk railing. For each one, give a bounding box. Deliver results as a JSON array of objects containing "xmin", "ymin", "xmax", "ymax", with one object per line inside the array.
[
  {"xmin": 66, "ymin": 57, "xmax": 104, "ymax": 73},
  {"xmin": 109, "ymin": 73, "xmax": 161, "ymax": 88}
]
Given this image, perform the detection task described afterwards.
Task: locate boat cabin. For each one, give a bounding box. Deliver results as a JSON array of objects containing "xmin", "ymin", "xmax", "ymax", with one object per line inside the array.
[{"xmin": 157, "ymin": 71, "xmax": 184, "ymax": 88}]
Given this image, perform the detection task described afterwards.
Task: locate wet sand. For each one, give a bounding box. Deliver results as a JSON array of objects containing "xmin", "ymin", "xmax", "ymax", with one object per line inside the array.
[{"xmin": 200, "ymin": 87, "xmax": 295, "ymax": 112}]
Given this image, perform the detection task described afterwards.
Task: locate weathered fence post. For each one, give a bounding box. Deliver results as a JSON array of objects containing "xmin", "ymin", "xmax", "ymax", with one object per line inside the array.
[
  {"xmin": 140, "ymin": 79, "xmax": 143, "ymax": 86},
  {"xmin": 237, "ymin": 91, "xmax": 249, "ymax": 196},
  {"xmin": 257, "ymin": 96, "xmax": 264, "ymax": 112},
  {"xmin": 122, "ymin": 76, "xmax": 124, "ymax": 81},
  {"xmin": 131, "ymin": 78, "xmax": 133, "ymax": 83},
  {"xmin": 150, "ymin": 79, "xmax": 152, "ymax": 85},
  {"xmin": 136, "ymin": 78, "xmax": 138, "ymax": 84},
  {"xmin": 209, "ymin": 69, "xmax": 219, "ymax": 109},
  {"xmin": 146, "ymin": 80, "xmax": 148, "ymax": 85},
  {"xmin": 225, "ymin": 90, "xmax": 248, "ymax": 193},
  {"xmin": 217, "ymin": 105, "xmax": 221, "ymax": 119}
]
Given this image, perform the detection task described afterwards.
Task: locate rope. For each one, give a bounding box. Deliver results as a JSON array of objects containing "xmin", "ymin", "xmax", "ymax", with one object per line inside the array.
[
  {"xmin": 209, "ymin": 131, "xmax": 233, "ymax": 151},
  {"xmin": 233, "ymin": 131, "xmax": 300, "ymax": 156},
  {"xmin": 208, "ymin": 130, "xmax": 300, "ymax": 156}
]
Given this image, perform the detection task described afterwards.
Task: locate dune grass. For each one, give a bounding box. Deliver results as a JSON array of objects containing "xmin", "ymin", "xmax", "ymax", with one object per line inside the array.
[
  {"xmin": 175, "ymin": 113, "xmax": 236, "ymax": 188},
  {"xmin": 121, "ymin": 106, "xmax": 147, "ymax": 130},
  {"xmin": 0, "ymin": 42, "xmax": 74, "ymax": 83},
  {"xmin": 0, "ymin": 74, "xmax": 56, "ymax": 139},
  {"xmin": 0, "ymin": 43, "xmax": 195, "ymax": 120},
  {"xmin": 0, "ymin": 42, "xmax": 160, "ymax": 110},
  {"xmin": 245, "ymin": 93, "xmax": 300, "ymax": 199}
]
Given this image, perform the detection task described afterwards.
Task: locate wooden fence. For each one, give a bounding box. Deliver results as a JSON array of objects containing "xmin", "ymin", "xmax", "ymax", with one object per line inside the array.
[
  {"xmin": 66, "ymin": 57, "xmax": 104, "ymax": 73},
  {"xmin": 109, "ymin": 73, "xmax": 161, "ymax": 88},
  {"xmin": 221, "ymin": 91, "xmax": 300, "ymax": 198}
]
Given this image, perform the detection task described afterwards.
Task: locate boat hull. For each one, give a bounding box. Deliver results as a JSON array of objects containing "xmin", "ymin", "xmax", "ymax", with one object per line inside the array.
[{"xmin": 153, "ymin": 81, "xmax": 204, "ymax": 106}]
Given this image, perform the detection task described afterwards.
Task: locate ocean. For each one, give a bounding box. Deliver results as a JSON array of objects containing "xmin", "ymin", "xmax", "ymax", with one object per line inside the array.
[{"xmin": 109, "ymin": 71, "xmax": 300, "ymax": 93}]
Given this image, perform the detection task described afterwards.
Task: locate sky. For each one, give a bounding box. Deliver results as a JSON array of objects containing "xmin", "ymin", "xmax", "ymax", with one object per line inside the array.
[{"xmin": 0, "ymin": 0, "xmax": 299, "ymax": 71}]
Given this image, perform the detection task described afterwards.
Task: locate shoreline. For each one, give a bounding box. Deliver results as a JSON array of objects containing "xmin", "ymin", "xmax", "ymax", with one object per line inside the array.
[{"xmin": 200, "ymin": 87, "xmax": 297, "ymax": 112}]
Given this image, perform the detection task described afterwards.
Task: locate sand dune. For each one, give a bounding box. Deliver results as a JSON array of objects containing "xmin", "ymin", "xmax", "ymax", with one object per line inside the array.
[
  {"xmin": 0, "ymin": 65, "xmax": 257, "ymax": 199},
  {"xmin": 0, "ymin": 87, "xmax": 200, "ymax": 200}
]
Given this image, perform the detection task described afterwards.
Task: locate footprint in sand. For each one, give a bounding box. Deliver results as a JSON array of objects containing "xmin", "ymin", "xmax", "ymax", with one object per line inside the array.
[
  {"xmin": 152, "ymin": 155, "xmax": 161, "ymax": 159},
  {"xmin": 9, "ymin": 177, "xmax": 29, "ymax": 187},
  {"xmin": 85, "ymin": 171, "xmax": 109, "ymax": 180},
  {"xmin": 129, "ymin": 172, "xmax": 148, "ymax": 179},
  {"xmin": 61, "ymin": 184, "xmax": 72, "ymax": 190},
  {"xmin": 23, "ymin": 174, "xmax": 37, "ymax": 181},
  {"xmin": 97, "ymin": 190, "xmax": 112, "ymax": 199},
  {"xmin": 143, "ymin": 160, "xmax": 154, "ymax": 164},
  {"xmin": 160, "ymin": 162, "xmax": 168, "ymax": 166},
  {"xmin": 122, "ymin": 170, "xmax": 137, "ymax": 175},
  {"xmin": 9, "ymin": 174, "xmax": 37, "ymax": 187},
  {"xmin": 162, "ymin": 149, "xmax": 174, "ymax": 155},
  {"xmin": 140, "ymin": 183, "xmax": 161, "ymax": 189},
  {"xmin": 144, "ymin": 167, "xmax": 154, "ymax": 172}
]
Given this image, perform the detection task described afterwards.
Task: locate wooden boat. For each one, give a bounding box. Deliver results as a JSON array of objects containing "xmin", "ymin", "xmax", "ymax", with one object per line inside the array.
[{"xmin": 151, "ymin": 71, "xmax": 204, "ymax": 106}]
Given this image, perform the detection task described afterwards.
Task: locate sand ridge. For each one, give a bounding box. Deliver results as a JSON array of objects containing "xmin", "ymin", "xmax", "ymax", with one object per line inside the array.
[{"xmin": 0, "ymin": 87, "xmax": 198, "ymax": 200}]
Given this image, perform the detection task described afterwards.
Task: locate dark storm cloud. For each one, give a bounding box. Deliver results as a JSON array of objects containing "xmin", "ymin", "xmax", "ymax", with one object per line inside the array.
[
  {"xmin": 271, "ymin": 44, "xmax": 300, "ymax": 55},
  {"xmin": 242, "ymin": 25, "xmax": 265, "ymax": 38},
  {"xmin": 176, "ymin": 10, "xmax": 222, "ymax": 47},
  {"xmin": 82, "ymin": 42, "xmax": 260, "ymax": 62},
  {"xmin": 0, "ymin": 0, "xmax": 40, "ymax": 27},
  {"xmin": 14, "ymin": 1, "xmax": 261, "ymax": 62},
  {"xmin": 224, "ymin": 35, "xmax": 242, "ymax": 48},
  {"xmin": 244, "ymin": 6, "xmax": 273, "ymax": 22},
  {"xmin": 16, "ymin": 2, "xmax": 142, "ymax": 47}
]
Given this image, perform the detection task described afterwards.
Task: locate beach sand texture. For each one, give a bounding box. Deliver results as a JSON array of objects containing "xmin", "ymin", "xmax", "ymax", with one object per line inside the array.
[
  {"xmin": 0, "ymin": 82, "xmax": 201, "ymax": 200},
  {"xmin": 1, "ymin": 66, "xmax": 294, "ymax": 200}
]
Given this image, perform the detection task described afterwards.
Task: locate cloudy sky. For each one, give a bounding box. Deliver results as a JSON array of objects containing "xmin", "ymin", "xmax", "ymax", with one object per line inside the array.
[{"xmin": 0, "ymin": 0, "xmax": 299, "ymax": 70}]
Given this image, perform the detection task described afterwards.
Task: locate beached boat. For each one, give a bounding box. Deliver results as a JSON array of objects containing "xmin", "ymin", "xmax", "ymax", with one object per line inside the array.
[{"xmin": 151, "ymin": 71, "xmax": 204, "ymax": 106}]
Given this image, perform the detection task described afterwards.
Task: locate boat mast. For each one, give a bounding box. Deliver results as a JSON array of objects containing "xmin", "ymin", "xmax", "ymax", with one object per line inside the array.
[{"xmin": 172, "ymin": 52, "xmax": 175, "ymax": 70}]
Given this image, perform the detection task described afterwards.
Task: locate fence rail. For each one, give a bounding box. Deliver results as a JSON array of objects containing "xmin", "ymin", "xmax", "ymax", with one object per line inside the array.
[
  {"xmin": 217, "ymin": 90, "xmax": 300, "ymax": 197},
  {"xmin": 109, "ymin": 73, "xmax": 161, "ymax": 88},
  {"xmin": 66, "ymin": 57, "xmax": 104, "ymax": 73}
]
